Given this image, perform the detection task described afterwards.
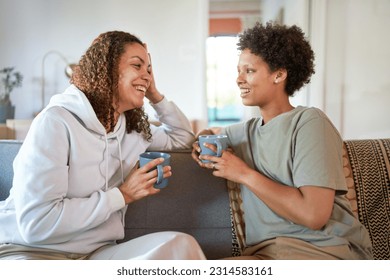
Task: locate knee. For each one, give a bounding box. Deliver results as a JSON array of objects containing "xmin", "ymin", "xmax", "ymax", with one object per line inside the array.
[
  {"xmin": 162, "ymin": 231, "xmax": 199, "ymax": 246},
  {"xmin": 161, "ymin": 231, "xmax": 206, "ymax": 259}
]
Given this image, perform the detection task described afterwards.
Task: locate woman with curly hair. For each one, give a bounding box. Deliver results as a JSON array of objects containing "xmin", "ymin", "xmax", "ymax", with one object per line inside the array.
[
  {"xmin": 0, "ymin": 31, "xmax": 206, "ymax": 260},
  {"xmin": 192, "ymin": 22, "xmax": 372, "ymax": 259}
]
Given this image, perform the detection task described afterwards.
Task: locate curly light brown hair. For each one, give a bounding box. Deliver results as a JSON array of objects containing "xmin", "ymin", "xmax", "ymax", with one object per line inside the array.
[
  {"xmin": 71, "ymin": 31, "xmax": 152, "ymax": 140},
  {"xmin": 237, "ymin": 21, "xmax": 315, "ymax": 96}
]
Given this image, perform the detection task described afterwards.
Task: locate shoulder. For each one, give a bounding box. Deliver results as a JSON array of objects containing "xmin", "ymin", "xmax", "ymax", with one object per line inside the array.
[
  {"xmin": 292, "ymin": 106, "xmax": 335, "ymax": 128},
  {"xmin": 29, "ymin": 106, "xmax": 84, "ymax": 139},
  {"xmin": 36, "ymin": 106, "xmax": 74, "ymax": 122},
  {"xmin": 293, "ymin": 106, "xmax": 327, "ymax": 120},
  {"xmin": 293, "ymin": 107, "xmax": 342, "ymax": 140},
  {"xmin": 31, "ymin": 107, "xmax": 67, "ymax": 128}
]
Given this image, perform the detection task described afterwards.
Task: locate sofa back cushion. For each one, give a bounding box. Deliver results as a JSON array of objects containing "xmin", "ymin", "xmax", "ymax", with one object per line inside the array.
[{"xmin": 123, "ymin": 150, "xmax": 233, "ymax": 259}]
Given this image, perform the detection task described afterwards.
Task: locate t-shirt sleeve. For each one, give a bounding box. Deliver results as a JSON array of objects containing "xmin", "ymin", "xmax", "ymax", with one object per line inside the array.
[{"xmin": 292, "ymin": 112, "xmax": 347, "ymax": 194}]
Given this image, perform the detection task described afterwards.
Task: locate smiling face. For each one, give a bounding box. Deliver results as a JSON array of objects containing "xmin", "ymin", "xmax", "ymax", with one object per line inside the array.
[
  {"xmin": 116, "ymin": 43, "xmax": 151, "ymax": 113},
  {"xmin": 236, "ymin": 49, "xmax": 278, "ymax": 108}
]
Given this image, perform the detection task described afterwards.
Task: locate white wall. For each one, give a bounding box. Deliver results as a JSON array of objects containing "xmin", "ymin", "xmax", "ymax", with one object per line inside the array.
[
  {"xmin": 0, "ymin": 0, "xmax": 209, "ymax": 123},
  {"xmin": 261, "ymin": 0, "xmax": 390, "ymax": 139},
  {"xmin": 336, "ymin": 0, "xmax": 390, "ymax": 139},
  {"xmin": 318, "ymin": 0, "xmax": 390, "ymax": 139}
]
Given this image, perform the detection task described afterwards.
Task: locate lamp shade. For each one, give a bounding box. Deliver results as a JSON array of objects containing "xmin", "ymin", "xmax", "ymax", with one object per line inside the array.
[{"xmin": 41, "ymin": 50, "xmax": 75, "ymax": 110}]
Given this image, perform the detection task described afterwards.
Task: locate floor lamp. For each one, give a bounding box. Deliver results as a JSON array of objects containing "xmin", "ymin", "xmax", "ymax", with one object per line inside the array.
[{"xmin": 41, "ymin": 50, "xmax": 76, "ymax": 111}]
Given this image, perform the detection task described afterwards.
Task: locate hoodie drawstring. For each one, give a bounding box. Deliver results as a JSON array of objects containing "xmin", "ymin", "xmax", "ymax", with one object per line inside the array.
[
  {"xmin": 104, "ymin": 133, "xmax": 109, "ymax": 191},
  {"xmin": 103, "ymin": 134, "xmax": 124, "ymax": 191},
  {"xmin": 116, "ymin": 136, "xmax": 124, "ymax": 184}
]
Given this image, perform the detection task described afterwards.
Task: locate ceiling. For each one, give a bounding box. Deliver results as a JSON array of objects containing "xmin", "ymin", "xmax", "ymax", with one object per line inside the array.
[{"xmin": 209, "ymin": 0, "xmax": 262, "ymax": 18}]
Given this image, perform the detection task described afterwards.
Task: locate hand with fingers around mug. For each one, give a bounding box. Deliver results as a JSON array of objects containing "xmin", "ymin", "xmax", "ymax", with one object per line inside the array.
[
  {"xmin": 119, "ymin": 155, "xmax": 172, "ymax": 205},
  {"xmin": 192, "ymin": 131, "xmax": 250, "ymax": 184}
]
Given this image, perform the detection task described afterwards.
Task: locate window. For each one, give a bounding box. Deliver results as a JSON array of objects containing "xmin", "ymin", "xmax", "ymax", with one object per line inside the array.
[{"xmin": 206, "ymin": 36, "xmax": 243, "ymax": 127}]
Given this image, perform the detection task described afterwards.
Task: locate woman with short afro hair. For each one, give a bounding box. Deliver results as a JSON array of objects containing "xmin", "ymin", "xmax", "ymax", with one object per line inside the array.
[
  {"xmin": 192, "ymin": 22, "xmax": 373, "ymax": 260},
  {"xmin": 237, "ymin": 22, "xmax": 315, "ymax": 96}
]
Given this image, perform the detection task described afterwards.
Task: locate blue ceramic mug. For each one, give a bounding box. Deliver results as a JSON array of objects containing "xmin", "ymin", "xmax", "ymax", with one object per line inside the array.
[
  {"xmin": 198, "ymin": 134, "xmax": 228, "ymax": 163},
  {"xmin": 139, "ymin": 152, "xmax": 171, "ymax": 189}
]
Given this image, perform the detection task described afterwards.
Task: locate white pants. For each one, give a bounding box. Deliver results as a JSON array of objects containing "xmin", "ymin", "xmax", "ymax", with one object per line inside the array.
[
  {"xmin": 89, "ymin": 231, "xmax": 206, "ymax": 260},
  {"xmin": 0, "ymin": 231, "xmax": 206, "ymax": 260}
]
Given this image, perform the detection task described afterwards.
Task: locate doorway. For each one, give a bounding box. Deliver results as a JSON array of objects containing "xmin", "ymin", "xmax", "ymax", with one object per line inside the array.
[{"xmin": 207, "ymin": 0, "xmax": 261, "ymax": 126}]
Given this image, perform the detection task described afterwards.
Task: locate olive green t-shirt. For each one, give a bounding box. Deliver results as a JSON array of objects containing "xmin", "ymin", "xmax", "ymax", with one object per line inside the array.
[{"xmin": 222, "ymin": 106, "xmax": 372, "ymax": 259}]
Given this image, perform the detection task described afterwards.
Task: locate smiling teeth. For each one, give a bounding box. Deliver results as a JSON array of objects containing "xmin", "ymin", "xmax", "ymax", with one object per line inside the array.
[
  {"xmin": 135, "ymin": 86, "xmax": 146, "ymax": 92},
  {"xmin": 241, "ymin": 89, "xmax": 250, "ymax": 93}
]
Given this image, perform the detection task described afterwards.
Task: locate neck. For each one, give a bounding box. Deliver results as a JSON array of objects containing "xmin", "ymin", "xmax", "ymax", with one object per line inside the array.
[{"xmin": 260, "ymin": 103, "xmax": 295, "ymax": 125}]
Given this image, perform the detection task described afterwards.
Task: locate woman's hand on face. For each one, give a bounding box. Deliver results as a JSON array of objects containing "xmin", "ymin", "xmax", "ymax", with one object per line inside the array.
[
  {"xmin": 143, "ymin": 44, "xmax": 164, "ymax": 104},
  {"xmin": 119, "ymin": 158, "xmax": 172, "ymax": 204},
  {"xmin": 144, "ymin": 62, "xmax": 160, "ymax": 102}
]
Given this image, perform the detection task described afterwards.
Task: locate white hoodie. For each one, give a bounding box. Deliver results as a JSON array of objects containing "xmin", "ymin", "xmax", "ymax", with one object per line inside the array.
[{"xmin": 0, "ymin": 85, "xmax": 195, "ymax": 254}]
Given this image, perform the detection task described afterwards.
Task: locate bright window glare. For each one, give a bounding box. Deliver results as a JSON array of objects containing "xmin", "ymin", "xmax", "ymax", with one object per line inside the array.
[{"xmin": 206, "ymin": 36, "xmax": 243, "ymax": 127}]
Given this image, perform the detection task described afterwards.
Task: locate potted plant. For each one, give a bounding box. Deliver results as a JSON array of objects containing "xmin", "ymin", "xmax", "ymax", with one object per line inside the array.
[{"xmin": 0, "ymin": 67, "xmax": 23, "ymax": 123}]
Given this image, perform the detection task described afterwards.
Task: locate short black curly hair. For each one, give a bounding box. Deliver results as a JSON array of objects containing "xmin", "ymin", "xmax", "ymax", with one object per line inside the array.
[{"xmin": 237, "ymin": 21, "xmax": 315, "ymax": 96}]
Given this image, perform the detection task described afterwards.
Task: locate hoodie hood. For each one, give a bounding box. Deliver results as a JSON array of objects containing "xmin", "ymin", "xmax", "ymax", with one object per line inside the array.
[{"xmin": 45, "ymin": 84, "xmax": 124, "ymax": 137}]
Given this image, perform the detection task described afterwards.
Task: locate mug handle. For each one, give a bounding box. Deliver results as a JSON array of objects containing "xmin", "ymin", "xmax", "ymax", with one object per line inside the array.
[
  {"xmin": 215, "ymin": 139, "xmax": 223, "ymax": 157},
  {"xmin": 156, "ymin": 164, "xmax": 163, "ymax": 184}
]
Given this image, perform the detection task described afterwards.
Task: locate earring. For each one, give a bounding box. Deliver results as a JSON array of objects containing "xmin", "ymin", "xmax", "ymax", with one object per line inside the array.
[{"xmin": 274, "ymin": 79, "xmax": 279, "ymax": 84}]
